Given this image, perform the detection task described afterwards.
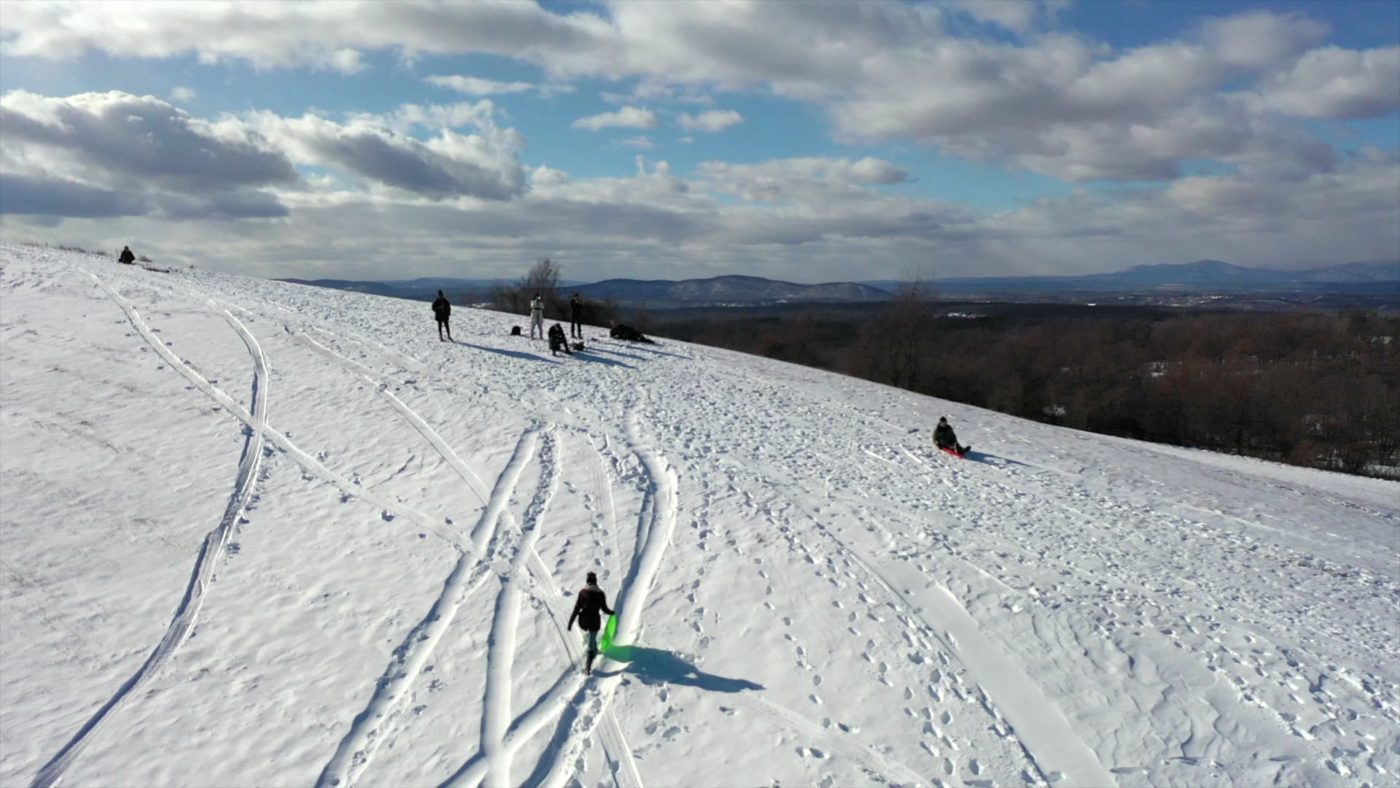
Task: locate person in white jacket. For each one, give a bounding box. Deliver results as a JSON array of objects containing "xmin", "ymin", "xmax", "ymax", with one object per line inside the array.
[{"xmin": 529, "ymin": 293, "xmax": 545, "ymax": 339}]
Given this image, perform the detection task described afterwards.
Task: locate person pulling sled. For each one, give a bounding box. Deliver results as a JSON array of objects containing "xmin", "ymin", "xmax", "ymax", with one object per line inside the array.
[
  {"xmin": 934, "ymin": 417, "xmax": 970, "ymax": 457},
  {"xmin": 567, "ymin": 571, "xmax": 615, "ymax": 675}
]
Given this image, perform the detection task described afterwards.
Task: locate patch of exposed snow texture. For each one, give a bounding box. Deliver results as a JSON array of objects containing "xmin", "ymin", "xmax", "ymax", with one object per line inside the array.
[{"xmin": 2, "ymin": 242, "xmax": 1397, "ymax": 787}]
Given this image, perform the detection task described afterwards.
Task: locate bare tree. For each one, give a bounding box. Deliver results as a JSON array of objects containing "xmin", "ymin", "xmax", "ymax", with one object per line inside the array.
[
  {"xmin": 524, "ymin": 257, "xmax": 561, "ymax": 306},
  {"xmin": 491, "ymin": 257, "xmax": 563, "ymax": 317}
]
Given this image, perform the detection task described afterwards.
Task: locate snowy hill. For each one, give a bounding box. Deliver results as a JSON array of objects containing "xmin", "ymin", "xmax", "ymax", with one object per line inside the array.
[{"xmin": 2, "ymin": 243, "xmax": 1397, "ymax": 788}]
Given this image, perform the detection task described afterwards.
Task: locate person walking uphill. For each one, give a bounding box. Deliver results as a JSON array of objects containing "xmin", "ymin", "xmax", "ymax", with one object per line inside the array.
[
  {"xmin": 529, "ymin": 292, "xmax": 545, "ymax": 340},
  {"xmin": 432, "ymin": 290, "xmax": 452, "ymax": 342},
  {"xmin": 567, "ymin": 571, "xmax": 615, "ymax": 675},
  {"xmin": 570, "ymin": 293, "xmax": 584, "ymax": 339}
]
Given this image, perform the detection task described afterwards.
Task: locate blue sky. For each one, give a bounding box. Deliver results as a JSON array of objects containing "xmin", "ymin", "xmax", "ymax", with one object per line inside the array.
[{"xmin": 1, "ymin": 0, "xmax": 1396, "ymax": 282}]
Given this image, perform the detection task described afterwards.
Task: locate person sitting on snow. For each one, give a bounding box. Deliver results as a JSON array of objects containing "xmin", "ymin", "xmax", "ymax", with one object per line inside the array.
[
  {"xmin": 934, "ymin": 417, "xmax": 970, "ymax": 456},
  {"xmin": 118, "ymin": 245, "xmax": 136, "ymax": 264}
]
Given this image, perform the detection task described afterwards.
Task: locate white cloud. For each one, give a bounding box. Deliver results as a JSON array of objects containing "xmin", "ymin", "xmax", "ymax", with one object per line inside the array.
[
  {"xmin": 425, "ymin": 74, "xmax": 535, "ymax": 95},
  {"xmin": 945, "ymin": 0, "xmax": 1051, "ymax": 36},
  {"xmin": 241, "ymin": 107, "xmax": 526, "ymax": 200},
  {"xmin": 170, "ymin": 86, "xmax": 197, "ymax": 103},
  {"xmin": 529, "ymin": 165, "xmax": 570, "ymax": 189},
  {"xmin": 351, "ymin": 99, "xmax": 504, "ymax": 134},
  {"xmin": 619, "ymin": 135, "xmax": 654, "ymax": 149},
  {"xmin": 8, "ymin": 147, "xmax": 1395, "ymax": 283},
  {"xmin": 603, "ymin": 81, "xmax": 714, "ymax": 106},
  {"xmin": 0, "ymin": 90, "xmax": 296, "ymax": 219},
  {"xmin": 1, "ymin": 3, "xmax": 1391, "ymax": 191},
  {"xmin": 1240, "ymin": 46, "xmax": 1400, "ymax": 119},
  {"xmin": 677, "ymin": 109, "xmax": 743, "ymax": 132},
  {"xmin": 1198, "ymin": 11, "xmax": 1330, "ymax": 70},
  {"xmin": 700, "ymin": 156, "xmax": 909, "ymax": 202},
  {"xmin": 572, "ymin": 105, "xmax": 656, "ymax": 130},
  {"xmin": 0, "ymin": 0, "xmax": 618, "ymax": 73}
]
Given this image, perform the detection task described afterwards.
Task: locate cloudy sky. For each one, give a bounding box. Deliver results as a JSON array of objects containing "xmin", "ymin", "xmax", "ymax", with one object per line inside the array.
[{"xmin": 1, "ymin": 0, "xmax": 1397, "ymax": 283}]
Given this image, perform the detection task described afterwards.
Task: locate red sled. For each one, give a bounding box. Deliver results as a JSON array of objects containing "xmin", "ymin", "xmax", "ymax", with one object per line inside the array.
[{"xmin": 939, "ymin": 445, "xmax": 970, "ymax": 458}]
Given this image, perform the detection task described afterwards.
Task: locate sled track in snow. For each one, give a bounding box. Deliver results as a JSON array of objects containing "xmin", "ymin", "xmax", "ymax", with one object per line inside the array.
[
  {"xmin": 33, "ymin": 270, "xmax": 271, "ymax": 788},
  {"xmin": 294, "ymin": 325, "xmax": 648, "ymax": 787},
  {"xmin": 315, "ymin": 429, "xmax": 540, "ymax": 788},
  {"xmin": 73, "ymin": 272, "xmax": 475, "ymax": 553},
  {"xmin": 446, "ymin": 391, "xmax": 672, "ymax": 788},
  {"xmin": 479, "ymin": 430, "xmax": 561, "ymax": 787},
  {"xmin": 528, "ymin": 388, "xmax": 676, "ymax": 788}
]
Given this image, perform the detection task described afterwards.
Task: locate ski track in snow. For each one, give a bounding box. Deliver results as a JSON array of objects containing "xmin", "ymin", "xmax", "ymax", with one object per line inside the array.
[{"xmin": 32, "ymin": 268, "xmax": 270, "ymax": 788}]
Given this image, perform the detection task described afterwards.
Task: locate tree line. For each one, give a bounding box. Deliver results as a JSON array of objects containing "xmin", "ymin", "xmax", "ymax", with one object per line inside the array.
[{"xmin": 652, "ymin": 297, "xmax": 1399, "ymax": 479}]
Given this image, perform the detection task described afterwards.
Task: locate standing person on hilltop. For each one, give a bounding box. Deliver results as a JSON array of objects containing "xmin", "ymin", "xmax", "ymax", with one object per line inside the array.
[
  {"xmin": 567, "ymin": 571, "xmax": 615, "ymax": 675},
  {"xmin": 529, "ymin": 292, "xmax": 545, "ymax": 340},
  {"xmin": 118, "ymin": 245, "xmax": 136, "ymax": 265},
  {"xmin": 432, "ymin": 290, "xmax": 453, "ymax": 342},
  {"xmin": 570, "ymin": 293, "xmax": 584, "ymax": 339}
]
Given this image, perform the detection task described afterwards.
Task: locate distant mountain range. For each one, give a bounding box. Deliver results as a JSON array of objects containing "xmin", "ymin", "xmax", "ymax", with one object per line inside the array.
[
  {"xmin": 574, "ymin": 275, "xmax": 892, "ymax": 308},
  {"xmin": 282, "ymin": 260, "xmax": 1399, "ymax": 307},
  {"xmin": 868, "ymin": 260, "xmax": 1400, "ymax": 296}
]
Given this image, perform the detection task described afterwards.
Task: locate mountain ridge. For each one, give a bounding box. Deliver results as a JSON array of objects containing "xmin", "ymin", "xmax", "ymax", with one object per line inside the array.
[{"xmin": 281, "ymin": 259, "xmax": 1400, "ymax": 306}]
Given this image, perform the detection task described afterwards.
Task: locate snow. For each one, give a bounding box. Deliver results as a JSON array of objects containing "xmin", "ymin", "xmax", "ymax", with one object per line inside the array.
[{"xmin": 2, "ymin": 242, "xmax": 1397, "ymax": 788}]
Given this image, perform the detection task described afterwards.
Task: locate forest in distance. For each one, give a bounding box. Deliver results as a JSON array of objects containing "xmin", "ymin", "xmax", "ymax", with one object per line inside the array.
[
  {"xmin": 643, "ymin": 300, "xmax": 1399, "ymax": 480},
  {"xmin": 481, "ymin": 260, "xmax": 1397, "ymax": 479}
]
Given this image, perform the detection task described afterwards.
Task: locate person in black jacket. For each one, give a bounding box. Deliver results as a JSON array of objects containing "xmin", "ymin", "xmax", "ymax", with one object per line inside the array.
[
  {"xmin": 609, "ymin": 319, "xmax": 655, "ymax": 344},
  {"xmin": 570, "ymin": 293, "xmax": 584, "ymax": 339},
  {"xmin": 548, "ymin": 322, "xmax": 572, "ymax": 356},
  {"xmin": 567, "ymin": 571, "xmax": 615, "ymax": 674},
  {"xmin": 432, "ymin": 290, "xmax": 452, "ymax": 341},
  {"xmin": 934, "ymin": 417, "xmax": 970, "ymax": 456},
  {"xmin": 118, "ymin": 246, "xmax": 136, "ymax": 264}
]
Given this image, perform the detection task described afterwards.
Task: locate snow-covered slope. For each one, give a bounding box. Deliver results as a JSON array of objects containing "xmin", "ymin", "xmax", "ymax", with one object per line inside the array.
[{"xmin": 2, "ymin": 243, "xmax": 1397, "ymax": 788}]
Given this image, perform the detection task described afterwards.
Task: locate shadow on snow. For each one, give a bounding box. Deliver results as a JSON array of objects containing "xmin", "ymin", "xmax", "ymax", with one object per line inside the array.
[
  {"xmin": 602, "ymin": 645, "xmax": 764, "ymax": 694},
  {"xmin": 565, "ymin": 351, "xmax": 634, "ymax": 369},
  {"xmin": 452, "ymin": 341, "xmax": 561, "ymax": 364}
]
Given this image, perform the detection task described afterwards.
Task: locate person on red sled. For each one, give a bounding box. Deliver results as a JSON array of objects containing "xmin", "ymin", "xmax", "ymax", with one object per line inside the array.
[{"xmin": 934, "ymin": 417, "xmax": 970, "ymax": 457}]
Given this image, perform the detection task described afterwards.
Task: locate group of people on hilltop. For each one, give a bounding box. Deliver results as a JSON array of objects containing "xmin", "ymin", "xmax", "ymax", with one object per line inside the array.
[{"xmin": 432, "ymin": 290, "xmax": 653, "ymax": 354}]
